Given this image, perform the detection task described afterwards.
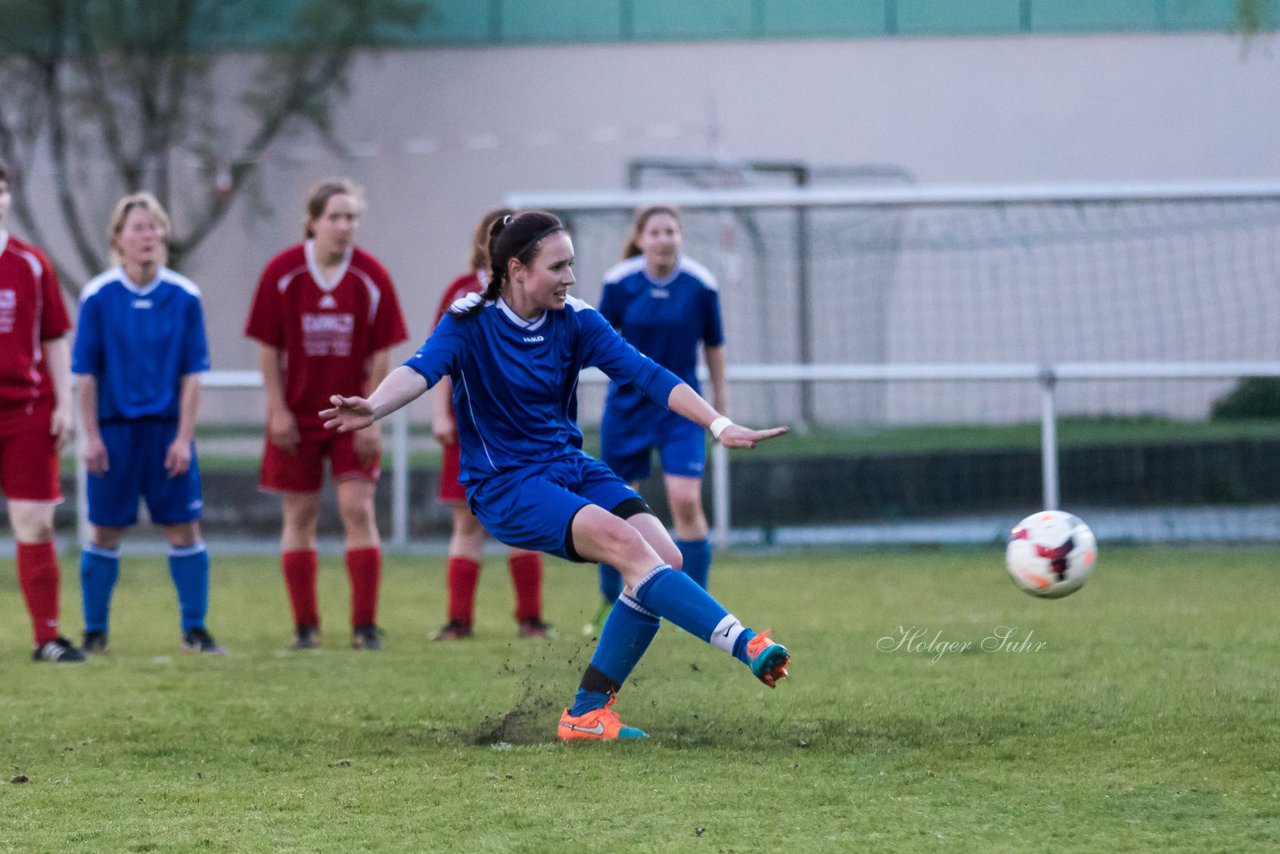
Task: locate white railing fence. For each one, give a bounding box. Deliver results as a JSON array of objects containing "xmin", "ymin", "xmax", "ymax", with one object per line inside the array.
[{"xmin": 70, "ymin": 362, "xmax": 1280, "ymax": 548}]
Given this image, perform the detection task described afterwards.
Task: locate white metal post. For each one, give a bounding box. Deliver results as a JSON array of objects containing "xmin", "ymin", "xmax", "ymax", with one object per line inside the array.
[
  {"xmin": 74, "ymin": 400, "xmax": 88, "ymax": 547},
  {"xmin": 1039, "ymin": 368, "xmax": 1060, "ymax": 511},
  {"xmin": 711, "ymin": 441, "xmax": 730, "ymax": 550},
  {"xmin": 390, "ymin": 407, "xmax": 409, "ymax": 546}
]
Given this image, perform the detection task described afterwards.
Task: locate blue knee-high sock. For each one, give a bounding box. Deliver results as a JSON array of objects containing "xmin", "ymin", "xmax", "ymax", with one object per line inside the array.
[
  {"xmin": 633, "ymin": 566, "xmax": 757, "ymax": 665},
  {"xmin": 676, "ymin": 538, "xmax": 712, "ymax": 590},
  {"xmin": 80, "ymin": 544, "xmax": 121, "ymax": 634},
  {"xmin": 597, "ymin": 563, "xmax": 623, "ymax": 603},
  {"xmin": 167, "ymin": 543, "xmax": 210, "ymax": 633},
  {"xmin": 571, "ymin": 593, "xmax": 661, "ymax": 715}
]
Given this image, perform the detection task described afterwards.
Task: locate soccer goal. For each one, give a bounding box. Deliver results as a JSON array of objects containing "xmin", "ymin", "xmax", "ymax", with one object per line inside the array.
[{"xmin": 506, "ymin": 181, "xmax": 1280, "ymax": 546}]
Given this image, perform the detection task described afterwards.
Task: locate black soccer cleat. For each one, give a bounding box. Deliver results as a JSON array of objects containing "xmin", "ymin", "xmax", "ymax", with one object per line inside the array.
[
  {"xmin": 517, "ymin": 618, "xmax": 557, "ymax": 639},
  {"xmin": 290, "ymin": 624, "xmax": 320, "ymax": 650},
  {"xmin": 351, "ymin": 624, "xmax": 383, "ymax": 650},
  {"xmin": 182, "ymin": 627, "xmax": 229, "ymax": 655},
  {"xmin": 431, "ymin": 619, "xmax": 473, "ymax": 641},
  {"xmin": 81, "ymin": 630, "xmax": 109, "ymax": 655},
  {"xmin": 33, "ymin": 637, "xmax": 86, "ymax": 663}
]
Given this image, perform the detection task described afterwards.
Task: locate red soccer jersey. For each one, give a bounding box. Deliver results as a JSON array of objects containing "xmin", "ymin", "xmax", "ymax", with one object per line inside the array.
[
  {"xmin": 245, "ymin": 242, "xmax": 408, "ymax": 435},
  {"xmin": 0, "ymin": 232, "xmax": 70, "ymax": 432},
  {"xmin": 431, "ymin": 271, "xmax": 486, "ymax": 420}
]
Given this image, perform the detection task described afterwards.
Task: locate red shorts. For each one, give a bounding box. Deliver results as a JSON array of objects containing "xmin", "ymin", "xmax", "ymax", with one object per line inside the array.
[
  {"xmin": 259, "ymin": 431, "xmax": 380, "ymax": 494},
  {"xmin": 438, "ymin": 440, "xmax": 466, "ymax": 504},
  {"xmin": 0, "ymin": 428, "xmax": 62, "ymax": 502}
]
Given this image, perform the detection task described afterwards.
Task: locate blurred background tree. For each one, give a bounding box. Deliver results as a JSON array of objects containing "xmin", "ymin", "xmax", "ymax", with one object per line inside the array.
[
  {"xmin": 1237, "ymin": 0, "xmax": 1276, "ymax": 33},
  {"xmin": 0, "ymin": 0, "xmax": 427, "ymax": 286}
]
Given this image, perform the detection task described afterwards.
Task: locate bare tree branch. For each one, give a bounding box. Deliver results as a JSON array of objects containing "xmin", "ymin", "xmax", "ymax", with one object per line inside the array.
[{"xmin": 0, "ymin": 0, "xmax": 429, "ymax": 286}]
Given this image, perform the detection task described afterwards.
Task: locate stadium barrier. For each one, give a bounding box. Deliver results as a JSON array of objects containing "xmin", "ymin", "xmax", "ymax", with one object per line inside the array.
[{"xmin": 67, "ymin": 360, "xmax": 1280, "ymax": 549}]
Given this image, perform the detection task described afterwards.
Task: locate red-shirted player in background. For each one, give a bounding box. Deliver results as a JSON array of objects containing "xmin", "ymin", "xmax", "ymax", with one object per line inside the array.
[
  {"xmin": 429, "ymin": 209, "xmax": 552, "ymax": 640},
  {"xmin": 245, "ymin": 178, "xmax": 407, "ymax": 651},
  {"xmin": 0, "ymin": 158, "xmax": 83, "ymax": 662}
]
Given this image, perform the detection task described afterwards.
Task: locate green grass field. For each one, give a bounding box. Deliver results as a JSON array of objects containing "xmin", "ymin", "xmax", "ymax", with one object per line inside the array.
[{"xmin": 2, "ymin": 547, "xmax": 1278, "ymax": 852}]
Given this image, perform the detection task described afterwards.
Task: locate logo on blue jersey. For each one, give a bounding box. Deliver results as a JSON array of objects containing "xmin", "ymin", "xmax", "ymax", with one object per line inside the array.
[
  {"xmin": 523, "ymin": 335, "xmax": 545, "ymax": 343},
  {"xmin": 132, "ymin": 299, "xmax": 153, "ymax": 309}
]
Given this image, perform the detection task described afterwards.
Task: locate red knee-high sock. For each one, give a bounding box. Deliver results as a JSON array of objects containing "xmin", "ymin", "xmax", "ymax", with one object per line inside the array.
[
  {"xmin": 346, "ymin": 547, "xmax": 381, "ymax": 628},
  {"xmin": 446, "ymin": 557, "xmax": 481, "ymax": 624},
  {"xmin": 282, "ymin": 550, "xmax": 320, "ymax": 628},
  {"xmin": 17, "ymin": 542, "xmax": 60, "ymax": 645},
  {"xmin": 508, "ymin": 552, "xmax": 543, "ymax": 622}
]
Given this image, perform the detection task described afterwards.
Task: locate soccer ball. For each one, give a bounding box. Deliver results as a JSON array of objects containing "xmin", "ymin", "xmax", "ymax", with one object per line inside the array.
[{"xmin": 1005, "ymin": 510, "xmax": 1097, "ymax": 599}]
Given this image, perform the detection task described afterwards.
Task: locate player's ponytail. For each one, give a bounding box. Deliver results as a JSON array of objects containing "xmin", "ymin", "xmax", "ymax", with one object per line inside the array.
[{"xmin": 452, "ymin": 210, "xmax": 565, "ymax": 318}]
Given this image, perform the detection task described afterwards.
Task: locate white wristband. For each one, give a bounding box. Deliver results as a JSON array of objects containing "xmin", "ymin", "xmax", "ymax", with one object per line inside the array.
[{"xmin": 709, "ymin": 416, "xmax": 733, "ymax": 440}]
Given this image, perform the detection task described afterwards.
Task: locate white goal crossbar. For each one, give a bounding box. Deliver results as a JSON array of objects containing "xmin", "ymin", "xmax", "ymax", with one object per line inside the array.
[{"xmin": 508, "ymin": 180, "xmax": 1280, "ymax": 212}]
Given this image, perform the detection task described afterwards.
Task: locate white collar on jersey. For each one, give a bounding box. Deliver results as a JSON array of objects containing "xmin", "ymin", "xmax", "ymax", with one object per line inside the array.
[
  {"xmin": 496, "ymin": 296, "xmax": 548, "ymax": 332},
  {"xmin": 0, "ymin": 230, "xmax": 8, "ymax": 256},
  {"xmin": 117, "ymin": 265, "xmax": 164, "ymax": 296},
  {"xmin": 305, "ymin": 239, "xmax": 354, "ymax": 292},
  {"xmin": 642, "ymin": 256, "xmax": 682, "ymax": 288}
]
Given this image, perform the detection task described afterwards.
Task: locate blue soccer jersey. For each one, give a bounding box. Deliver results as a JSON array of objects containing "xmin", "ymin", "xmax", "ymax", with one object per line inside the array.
[
  {"xmin": 72, "ymin": 267, "xmax": 211, "ymax": 422},
  {"xmin": 404, "ymin": 295, "xmax": 682, "ymax": 486},
  {"xmin": 597, "ymin": 255, "xmax": 724, "ymax": 422}
]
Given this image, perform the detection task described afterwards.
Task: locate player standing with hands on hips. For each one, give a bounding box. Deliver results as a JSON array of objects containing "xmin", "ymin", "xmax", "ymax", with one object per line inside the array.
[
  {"xmin": 74, "ymin": 192, "xmax": 227, "ymax": 655},
  {"xmin": 430, "ymin": 208, "xmax": 551, "ymax": 641},
  {"xmin": 0, "ymin": 158, "xmax": 83, "ymax": 662},
  {"xmin": 245, "ymin": 178, "xmax": 407, "ymax": 651},
  {"xmin": 322, "ymin": 212, "xmax": 791, "ymax": 740},
  {"xmin": 589, "ymin": 205, "xmax": 727, "ymax": 634}
]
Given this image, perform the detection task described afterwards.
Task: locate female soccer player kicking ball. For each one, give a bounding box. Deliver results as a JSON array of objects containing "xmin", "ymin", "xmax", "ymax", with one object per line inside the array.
[{"xmin": 321, "ymin": 211, "xmax": 791, "ymax": 741}]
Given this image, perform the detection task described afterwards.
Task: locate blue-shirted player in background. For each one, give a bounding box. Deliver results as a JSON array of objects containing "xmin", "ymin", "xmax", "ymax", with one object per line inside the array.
[
  {"xmin": 322, "ymin": 211, "xmax": 790, "ymax": 740},
  {"xmin": 73, "ymin": 192, "xmax": 227, "ymax": 655},
  {"xmin": 588, "ymin": 205, "xmax": 727, "ymax": 635}
]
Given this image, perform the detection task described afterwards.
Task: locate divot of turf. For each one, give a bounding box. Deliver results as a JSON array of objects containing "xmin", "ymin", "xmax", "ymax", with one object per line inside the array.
[{"xmin": 468, "ymin": 690, "xmax": 559, "ymax": 745}]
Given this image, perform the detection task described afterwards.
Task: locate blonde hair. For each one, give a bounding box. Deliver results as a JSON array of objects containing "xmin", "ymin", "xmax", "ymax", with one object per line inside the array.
[
  {"xmin": 108, "ymin": 192, "xmax": 171, "ymax": 267},
  {"xmin": 304, "ymin": 177, "xmax": 364, "ymax": 238},
  {"xmin": 622, "ymin": 205, "xmax": 681, "ymax": 259}
]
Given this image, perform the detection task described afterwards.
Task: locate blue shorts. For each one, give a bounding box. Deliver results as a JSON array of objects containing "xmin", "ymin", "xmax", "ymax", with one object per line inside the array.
[
  {"xmin": 467, "ymin": 452, "xmax": 640, "ymax": 562},
  {"xmin": 87, "ymin": 420, "xmax": 203, "ymax": 527},
  {"xmin": 601, "ymin": 406, "xmax": 706, "ymax": 483}
]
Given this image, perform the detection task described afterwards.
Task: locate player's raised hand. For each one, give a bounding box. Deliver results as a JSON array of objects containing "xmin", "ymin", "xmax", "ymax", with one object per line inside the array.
[
  {"xmin": 718, "ymin": 423, "xmax": 789, "ymax": 450},
  {"xmin": 322, "ymin": 395, "xmax": 376, "ymax": 433}
]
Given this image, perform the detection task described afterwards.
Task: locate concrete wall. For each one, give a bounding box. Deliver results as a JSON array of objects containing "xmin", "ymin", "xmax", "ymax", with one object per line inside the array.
[{"xmin": 23, "ymin": 30, "xmax": 1280, "ymax": 424}]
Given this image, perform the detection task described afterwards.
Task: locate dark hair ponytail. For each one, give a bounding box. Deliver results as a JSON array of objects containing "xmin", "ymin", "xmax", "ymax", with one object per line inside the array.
[{"xmin": 452, "ymin": 210, "xmax": 565, "ymax": 318}]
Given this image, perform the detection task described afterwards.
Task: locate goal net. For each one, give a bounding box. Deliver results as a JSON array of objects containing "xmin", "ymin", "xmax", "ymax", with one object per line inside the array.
[{"xmin": 507, "ymin": 182, "xmax": 1280, "ymax": 543}]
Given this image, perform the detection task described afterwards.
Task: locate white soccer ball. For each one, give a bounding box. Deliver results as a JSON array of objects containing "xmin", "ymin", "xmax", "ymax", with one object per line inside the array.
[{"xmin": 1005, "ymin": 510, "xmax": 1097, "ymax": 599}]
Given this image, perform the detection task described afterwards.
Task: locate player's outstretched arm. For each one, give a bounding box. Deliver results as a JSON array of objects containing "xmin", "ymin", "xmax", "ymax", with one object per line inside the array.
[
  {"xmin": 665, "ymin": 383, "xmax": 787, "ymax": 450},
  {"xmin": 321, "ymin": 365, "xmax": 428, "ymax": 433}
]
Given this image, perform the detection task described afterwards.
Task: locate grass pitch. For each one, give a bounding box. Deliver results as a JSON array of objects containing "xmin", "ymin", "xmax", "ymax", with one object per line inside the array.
[{"xmin": 2, "ymin": 547, "xmax": 1278, "ymax": 852}]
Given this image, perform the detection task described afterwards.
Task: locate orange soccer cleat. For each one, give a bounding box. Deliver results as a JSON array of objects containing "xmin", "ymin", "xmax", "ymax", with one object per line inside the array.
[
  {"xmin": 557, "ymin": 695, "xmax": 648, "ymax": 741},
  {"xmin": 746, "ymin": 629, "xmax": 791, "ymax": 688}
]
